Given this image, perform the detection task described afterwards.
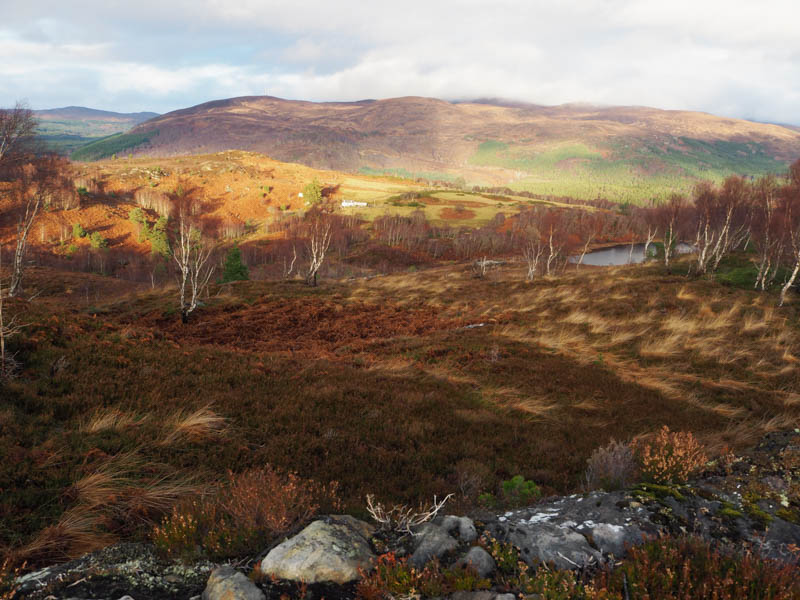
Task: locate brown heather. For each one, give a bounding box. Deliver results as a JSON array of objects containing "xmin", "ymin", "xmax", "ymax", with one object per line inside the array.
[{"xmin": 633, "ymin": 426, "xmax": 708, "ymax": 485}]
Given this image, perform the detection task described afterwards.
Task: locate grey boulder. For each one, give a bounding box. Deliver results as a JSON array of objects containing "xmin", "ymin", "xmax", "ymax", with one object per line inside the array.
[
  {"xmin": 455, "ymin": 546, "xmax": 496, "ymax": 578},
  {"xmin": 260, "ymin": 515, "xmax": 375, "ymax": 584},
  {"xmin": 410, "ymin": 522, "xmax": 459, "ymax": 569},
  {"xmin": 441, "ymin": 515, "xmax": 478, "ymax": 543}
]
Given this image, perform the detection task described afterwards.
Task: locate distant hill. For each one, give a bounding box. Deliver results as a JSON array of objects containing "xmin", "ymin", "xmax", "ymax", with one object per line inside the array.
[
  {"xmin": 34, "ymin": 106, "xmax": 158, "ymax": 155},
  {"xmin": 80, "ymin": 95, "xmax": 800, "ymax": 202}
]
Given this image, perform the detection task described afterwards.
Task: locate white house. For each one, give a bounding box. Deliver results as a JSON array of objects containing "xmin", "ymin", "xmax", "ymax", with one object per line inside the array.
[{"xmin": 341, "ymin": 199, "xmax": 368, "ymax": 208}]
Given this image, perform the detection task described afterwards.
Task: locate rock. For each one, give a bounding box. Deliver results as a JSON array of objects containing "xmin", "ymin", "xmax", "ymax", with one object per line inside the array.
[
  {"xmin": 203, "ymin": 566, "xmax": 265, "ymax": 600},
  {"xmin": 260, "ymin": 515, "xmax": 375, "ymax": 584},
  {"xmin": 506, "ymin": 522, "xmax": 602, "ymax": 570},
  {"xmin": 410, "ymin": 523, "xmax": 459, "ymax": 569},
  {"xmin": 449, "ymin": 592, "xmax": 497, "ymax": 600},
  {"xmin": 495, "ymin": 594, "xmax": 516, "ymax": 600},
  {"xmin": 587, "ymin": 522, "xmax": 644, "ymax": 557},
  {"xmin": 456, "ymin": 546, "xmax": 495, "ymax": 578},
  {"xmin": 441, "ymin": 515, "xmax": 478, "ymax": 543}
]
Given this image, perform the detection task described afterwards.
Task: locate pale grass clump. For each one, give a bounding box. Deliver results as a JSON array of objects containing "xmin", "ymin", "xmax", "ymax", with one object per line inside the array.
[
  {"xmin": 604, "ymin": 328, "xmax": 642, "ymax": 348},
  {"xmin": 660, "ymin": 314, "xmax": 700, "ymax": 336},
  {"xmin": 69, "ymin": 452, "xmax": 201, "ymax": 524},
  {"xmin": 585, "ymin": 439, "xmax": 640, "ymax": 491},
  {"xmin": 562, "ymin": 310, "xmax": 611, "ymax": 334},
  {"xmin": 632, "ymin": 426, "xmax": 708, "ymax": 485},
  {"xmin": 80, "ymin": 407, "xmax": 147, "ymax": 433},
  {"xmin": 161, "ymin": 405, "xmax": 226, "ymax": 445},
  {"xmin": 741, "ymin": 308, "xmax": 775, "ymax": 334},
  {"xmin": 20, "ymin": 507, "xmax": 115, "ymax": 565},
  {"xmin": 638, "ymin": 334, "xmax": 684, "ymax": 359}
]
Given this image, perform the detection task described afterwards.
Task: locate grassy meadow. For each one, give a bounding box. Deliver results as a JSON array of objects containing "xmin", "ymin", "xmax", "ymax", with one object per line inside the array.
[
  {"xmin": 2, "ymin": 255, "xmax": 799, "ymax": 565},
  {"xmin": 338, "ymin": 179, "xmax": 588, "ymax": 227}
]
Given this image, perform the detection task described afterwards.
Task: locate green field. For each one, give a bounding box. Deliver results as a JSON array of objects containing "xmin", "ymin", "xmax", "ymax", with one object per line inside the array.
[
  {"xmin": 469, "ymin": 138, "xmax": 790, "ymax": 203},
  {"xmin": 338, "ymin": 177, "xmax": 576, "ymax": 227},
  {"xmin": 70, "ymin": 130, "xmax": 157, "ymax": 161},
  {"xmin": 38, "ymin": 134, "xmax": 100, "ymax": 155}
]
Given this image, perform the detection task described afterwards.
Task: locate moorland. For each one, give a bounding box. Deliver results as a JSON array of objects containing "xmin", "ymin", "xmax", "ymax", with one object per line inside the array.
[{"xmin": 1, "ymin": 99, "xmax": 800, "ymax": 598}]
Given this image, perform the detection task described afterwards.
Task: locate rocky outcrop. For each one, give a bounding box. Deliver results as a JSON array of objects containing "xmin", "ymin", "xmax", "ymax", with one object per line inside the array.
[
  {"xmin": 260, "ymin": 515, "xmax": 376, "ymax": 584},
  {"xmin": 483, "ymin": 430, "xmax": 800, "ymax": 568},
  {"xmin": 10, "ymin": 543, "xmax": 213, "ymax": 600}
]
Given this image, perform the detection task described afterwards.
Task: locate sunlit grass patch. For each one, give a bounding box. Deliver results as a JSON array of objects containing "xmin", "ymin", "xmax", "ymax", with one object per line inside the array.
[{"xmin": 160, "ymin": 405, "xmax": 227, "ymax": 446}]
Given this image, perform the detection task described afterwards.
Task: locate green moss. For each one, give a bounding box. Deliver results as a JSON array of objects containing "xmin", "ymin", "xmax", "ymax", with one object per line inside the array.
[
  {"xmin": 744, "ymin": 502, "xmax": 773, "ymax": 529},
  {"xmin": 633, "ymin": 483, "xmax": 686, "ymax": 502},
  {"xmin": 775, "ymin": 507, "xmax": 799, "ymax": 524},
  {"xmin": 717, "ymin": 501, "xmax": 744, "ymax": 520}
]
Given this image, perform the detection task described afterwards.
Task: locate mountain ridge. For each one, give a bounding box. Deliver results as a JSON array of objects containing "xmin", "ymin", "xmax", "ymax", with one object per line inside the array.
[{"xmin": 83, "ymin": 95, "xmax": 800, "ymax": 201}]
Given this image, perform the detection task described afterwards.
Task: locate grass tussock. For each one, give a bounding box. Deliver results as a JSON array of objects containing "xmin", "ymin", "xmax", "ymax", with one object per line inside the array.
[
  {"xmin": 160, "ymin": 405, "xmax": 227, "ymax": 446},
  {"xmin": 80, "ymin": 407, "xmax": 147, "ymax": 433}
]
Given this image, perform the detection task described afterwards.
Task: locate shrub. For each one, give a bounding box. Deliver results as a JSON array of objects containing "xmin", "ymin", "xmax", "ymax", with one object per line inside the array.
[
  {"xmin": 480, "ymin": 535, "xmax": 596, "ymax": 598},
  {"xmin": 152, "ymin": 466, "xmax": 340, "ymax": 560},
  {"xmin": 221, "ymin": 244, "xmax": 249, "ymax": 283},
  {"xmin": 149, "ymin": 217, "xmax": 170, "ymax": 257},
  {"xmin": 72, "ymin": 223, "xmax": 86, "ymax": 239},
  {"xmin": 479, "ymin": 475, "xmax": 541, "ymax": 509},
  {"xmin": 89, "ymin": 232, "xmax": 108, "ymax": 249},
  {"xmin": 303, "ymin": 179, "xmax": 323, "ymax": 204},
  {"xmin": 585, "ymin": 439, "xmax": 639, "ymax": 491},
  {"xmin": 632, "ymin": 426, "xmax": 707, "ymax": 484},
  {"xmin": 129, "ymin": 207, "xmax": 150, "ymax": 242},
  {"xmin": 151, "ymin": 499, "xmax": 218, "ymax": 561},
  {"xmin": 0, "ymin": 558, "xmax": 24, "ymax": 599},
  {"xmin": 355, "ymin": 553, "xmax": 489, "ymax": 600},
  {"xmin": 598, "ymin": 536, "xmax": 800, "ymax": 599}
]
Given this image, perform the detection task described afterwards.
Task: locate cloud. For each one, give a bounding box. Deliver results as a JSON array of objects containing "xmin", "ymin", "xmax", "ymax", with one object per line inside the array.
[{"xmin": 0, "ymin": 1, "xmax": 798, "ymax": 124}]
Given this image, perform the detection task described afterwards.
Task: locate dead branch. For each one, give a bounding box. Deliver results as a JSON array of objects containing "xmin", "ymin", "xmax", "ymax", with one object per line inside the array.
[{"xmin": 365, "ymin": 493, "xmax": 453, "ymax": 536}]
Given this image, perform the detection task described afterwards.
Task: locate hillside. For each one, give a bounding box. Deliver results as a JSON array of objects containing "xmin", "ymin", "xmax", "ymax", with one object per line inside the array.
[
  {"xmin": 33, "ymin": 106, "xmax": 159, "ymax": 155},
  {"xmin": 98, "ymin": 95, "xmax": 800, "ymax": 202},
  {"xmin": 13, "ymin": 151, "xmax": 580, "ymax": 260}
]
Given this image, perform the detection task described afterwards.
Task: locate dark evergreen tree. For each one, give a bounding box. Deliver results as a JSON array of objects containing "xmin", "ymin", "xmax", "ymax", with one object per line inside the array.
[{"xmin": 221, "ymin": 244, "xmax": 249, "ymax": 282}]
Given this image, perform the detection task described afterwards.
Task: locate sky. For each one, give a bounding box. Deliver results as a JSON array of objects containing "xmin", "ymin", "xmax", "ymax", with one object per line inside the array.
[{"xmin": 1, "ymin": 0, "xmax": 799, "ymax": 124}]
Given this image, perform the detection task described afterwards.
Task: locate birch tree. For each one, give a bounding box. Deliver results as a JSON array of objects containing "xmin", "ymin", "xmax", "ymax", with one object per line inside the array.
[
  {"xmin": 305, "ymin": 213, "xmax": 332, "ymax": 286},
  {"xmin": 0, "ymin": 247, "xmax": 24, "ymax": 378},
  {"xmin": 751, "ymin": 175, "xmax": 784, "ymax": 291},
  {"xmin": 654, "ymin": 194, "xmax": 688, "ymax": 271},
  {"xmin": 0, "ymin": 102, "xmax": 36, "ymax": 167},
  {"xmin": 779, "ymin": 164, "xmax": 800, "ymax": 307},
  {"xmin": 172, "ymin": 208, "xmax": 214, "ymax": 323},
  {"xmin": 692, "ymin": 178, "xmax": 751, "ymax": 276},
  {"xmin": 7, "ymin": 156, "xmax": 72, "ymax": 296}
]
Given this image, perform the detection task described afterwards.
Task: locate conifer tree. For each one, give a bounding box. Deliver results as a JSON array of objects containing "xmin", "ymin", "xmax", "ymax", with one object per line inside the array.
[{"xmin": 221, "ymin": 243, "xmax": 249, "ymax": 283}]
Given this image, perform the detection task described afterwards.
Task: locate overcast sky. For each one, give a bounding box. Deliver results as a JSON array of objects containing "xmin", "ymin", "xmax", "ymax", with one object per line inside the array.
[{"xmin": 2, "ymin": 1, "xmax": 799, "ymax": 124}]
